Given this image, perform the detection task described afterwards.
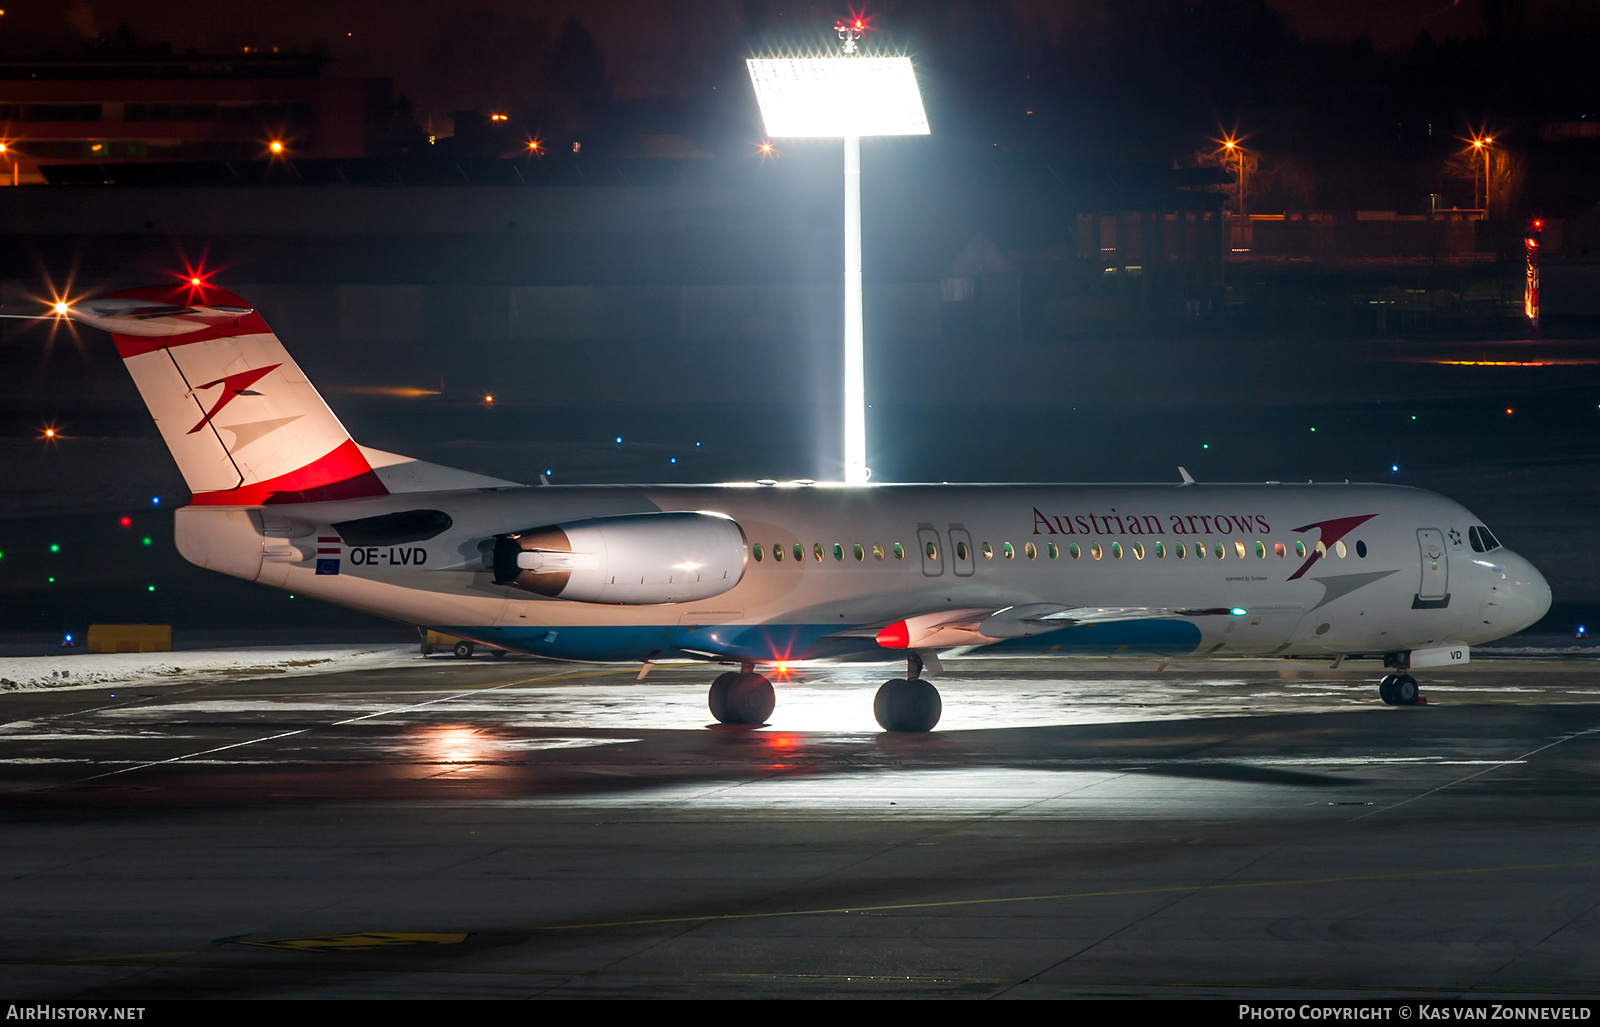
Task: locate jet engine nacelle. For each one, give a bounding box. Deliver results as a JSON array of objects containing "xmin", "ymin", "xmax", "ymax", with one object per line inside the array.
[{"xmin": 490, "ymin": 511, "xmax": 746, "ymax": 605}]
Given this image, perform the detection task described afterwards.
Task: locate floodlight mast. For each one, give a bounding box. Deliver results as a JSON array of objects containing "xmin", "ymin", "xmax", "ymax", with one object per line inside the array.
[
  {"xmin": 839, "ymin": 17, "xmax": 866, "ymax": 485},
  {"xmin": 746, "ymin": 32, "xmax": 928, "ymax": 486},
  {"xmin": 843, "ymin": 133, "xmax": 865, "ymax": 485}
]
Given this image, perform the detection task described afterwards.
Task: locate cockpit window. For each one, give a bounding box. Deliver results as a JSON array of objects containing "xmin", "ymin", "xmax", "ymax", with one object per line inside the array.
[{"xmin": 1469, "ymin": 525, "xmax": 1502, "ymax": 553}]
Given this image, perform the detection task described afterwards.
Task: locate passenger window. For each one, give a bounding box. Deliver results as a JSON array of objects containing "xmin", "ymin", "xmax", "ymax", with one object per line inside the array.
[
  {"xmin": 1047, "ymin": 541, "xmax": 1058, "ymax": 559},
  {"xmin": 1153, "ymin": 540, "xmax": 1164, "ymax": 559},
  {"xmin": 1274, "ymin": 541, "xmax": 1286, "ymax": 558},
  {"xmin": 814, "ymin": 543, "xmax": 824, "ymax": 562},
  {"xmin": 982, "ymin": 542, "xmax": 993, "ymax": 559},
  {"xmin": 1069, "ymin": 541, "xmax": 1081, "ymax": 559},
  {"xmin": 1356, "ymin": 540, "xmax": 1367, "ymax": 558},
  {"xmin": 1003, "ymin": 542, "xmax": 1015, "ymax": 559},
  {"xmin": 1194, "ymin": 541, "xmax": 1204, "ymax": 559},
  {"xmin": 1214, "ymin": 541, "xmax": 1226, "ymax": 560},
  {"xmin": 892, "ymin": 542, "xmax": 904, "ymax": 560},
  {"xmin": 794, "ymin": 543, "xmax": 804, "ymax": 562},
  {"xmin": 925, "ymin": 541, "xmax": 938, "ymax": 560},
  {"xmin": 1109, "ymin": 541, "xmax": 1121, "ymax": 559},
  {"xmin": 1315, "ymin": 541, "xmax": 1327, "ymax": 558},
  {"xmin": 773, "ymin": 543, "xmax": 784, "ymax": 562},
  {"xmin": 1132, "ymin": 541, "xmax": 1146, "ymax": 559},
  {"xmin": 1295, "ymin": 540, "xmax": 1307, "ymax": 558},
  {"xmin": 834, "ymin": 543, "xmax": 844, "ymax": 561},
  {"xmin": 1090, "ymin": 542, "xmax": 1103, "ymax": 560},
  {"xmin": 854, "ymin": 543, "xmax": 864, "ymax": 561},
  {"xmin": 873, "ymin": 543, "xmax": 885, "ymax": 561},
  {"xmin": 1254, "ymin": 541, "xmax": 1265, "ymax": 559},
  {"xmin": 1234, "ymin": 541, "xmax": 1247, "ymax": 559},
  {"xmin": 753, "ymin": 544, "xmax": 764, "ymax": 562},
  {"xmin": 1176, "ymin": 542, "xmax": 1186, "ymax": 559},
  {"xmin": 1025, "ymin": 541, "xmax": 1037, "ymax": 559},
  {"xmin": 956, "ymin": 541, "xmax": 969, "ymax": 561},
  {"xmin": 1334, "ymin": 540, "xmax": 1347, "ymax": 559}
]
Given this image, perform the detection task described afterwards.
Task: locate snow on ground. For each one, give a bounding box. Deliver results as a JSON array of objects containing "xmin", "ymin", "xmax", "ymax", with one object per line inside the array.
[{"xmin": 0, "ymin": 645, "xmax": 421, "ymax": 693}]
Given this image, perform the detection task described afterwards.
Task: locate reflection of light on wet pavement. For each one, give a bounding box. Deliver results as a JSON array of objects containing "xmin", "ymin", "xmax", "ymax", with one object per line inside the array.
[{"xmin": 419, "ymin": 725, "xmax": 489, "ymax": 766}]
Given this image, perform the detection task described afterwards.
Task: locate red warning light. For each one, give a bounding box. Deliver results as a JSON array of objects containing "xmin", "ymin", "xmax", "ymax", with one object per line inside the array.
[{"xmin": 119, "ymin": 516, "xmax": 132, "ymax": 527}]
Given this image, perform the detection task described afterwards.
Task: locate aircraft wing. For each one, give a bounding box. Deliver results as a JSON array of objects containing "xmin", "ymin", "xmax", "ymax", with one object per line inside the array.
[{"xmin": 848, "ymin": 602, "xmax": 1244, "ymax": 650}]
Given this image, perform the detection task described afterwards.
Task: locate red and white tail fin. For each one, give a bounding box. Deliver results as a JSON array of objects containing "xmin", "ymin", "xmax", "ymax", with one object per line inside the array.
[
  {"xmin": 72, "ymin": 284, "xmax": 386, "ymax": 505},
  {"xmin": 74, "ymin": 283, "xmax": 515, "ymax": 505}
]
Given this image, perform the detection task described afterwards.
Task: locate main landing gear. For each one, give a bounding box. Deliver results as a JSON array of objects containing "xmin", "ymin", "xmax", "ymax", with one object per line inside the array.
[
  {"xmin": 874, "ymin": 652, "xmax": 942, "ymax": 733},
  {"xmin": 1378, "ymin": 673, "xmax": 1420, "ymax": 706},
  {"xmin": 708, "ymin": 663, "xmax": 775, "ymax": 726}
]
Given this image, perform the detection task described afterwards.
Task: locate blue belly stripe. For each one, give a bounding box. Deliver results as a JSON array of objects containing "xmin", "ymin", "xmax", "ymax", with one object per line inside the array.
[{"xmin": 435, "ymin": 619, "xmax": 1203, "ymax": 663}]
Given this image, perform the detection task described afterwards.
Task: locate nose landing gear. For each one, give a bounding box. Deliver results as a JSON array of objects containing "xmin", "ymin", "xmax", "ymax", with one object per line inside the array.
[
  {"xmin": 1378, "ymin": 673, "xmax": 1420, "ymax": 706},
  {"xmin": 874, "ymin": 652, "xmax": 943, "ymax": 733}
]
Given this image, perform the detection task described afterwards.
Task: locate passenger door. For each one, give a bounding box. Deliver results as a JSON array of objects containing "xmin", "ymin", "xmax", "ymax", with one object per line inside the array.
[{"xmin": 1416, "ymin": 528, "xmax": 1449, "ymax": 604}]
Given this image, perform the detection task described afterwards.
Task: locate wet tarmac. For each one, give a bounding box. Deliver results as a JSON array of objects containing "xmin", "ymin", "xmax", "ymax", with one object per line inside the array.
[{"xmin": 1, "ymin": 655, "xmax": 1598, "ymax": 999}]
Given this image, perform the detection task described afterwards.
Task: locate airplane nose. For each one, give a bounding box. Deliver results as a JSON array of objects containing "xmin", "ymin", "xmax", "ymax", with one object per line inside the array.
[{"xmin": 1495, "ymin": 552, "xmax": 1552, "ymax": 634}]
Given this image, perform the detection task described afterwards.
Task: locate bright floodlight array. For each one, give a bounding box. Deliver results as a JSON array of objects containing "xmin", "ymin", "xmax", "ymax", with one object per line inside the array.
[
  {"xmin": 747, "ymin": 58, "xmax": 930, "ymax": 138},
  {"xmin": 747, "ymin": 55, "xmax": 928, "ymax": 485}
]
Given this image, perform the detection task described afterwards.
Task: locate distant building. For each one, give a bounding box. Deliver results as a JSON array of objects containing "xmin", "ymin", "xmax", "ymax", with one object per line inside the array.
[{"xmin": 0, "ymin": 49, "xmax": 392, "ymax": 184}]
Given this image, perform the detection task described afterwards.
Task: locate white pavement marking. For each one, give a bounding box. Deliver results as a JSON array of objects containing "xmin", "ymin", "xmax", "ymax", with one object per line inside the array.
[
  {"xmin": 74, "ymin": 668, "xmax": 584, "ymax": 781},
  {"xmin": 1351, "ymin": 724, "xmax": 1600, "ymax": 820}
]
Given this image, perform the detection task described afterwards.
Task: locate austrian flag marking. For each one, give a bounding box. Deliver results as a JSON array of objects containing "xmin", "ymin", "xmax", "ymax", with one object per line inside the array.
[{"xmin": 315, "ymin": 536, "xmax": 341, "ymax": 576}]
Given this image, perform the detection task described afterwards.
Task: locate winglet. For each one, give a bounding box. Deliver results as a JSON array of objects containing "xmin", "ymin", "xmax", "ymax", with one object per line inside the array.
[{"xmin": 1178, "ymin": 466, "xmax": 1196, "ymax": 486}]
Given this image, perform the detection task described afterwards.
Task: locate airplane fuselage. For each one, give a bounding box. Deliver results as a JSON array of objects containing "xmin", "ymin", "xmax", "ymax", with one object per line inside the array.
[{"xmin": 176, "ymin": 481, "xmax": 1550, "ymax": 666}]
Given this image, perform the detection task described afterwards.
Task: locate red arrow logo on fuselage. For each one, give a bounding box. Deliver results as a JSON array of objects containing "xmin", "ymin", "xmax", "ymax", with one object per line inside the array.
[
  {"xmin": 186, "ymin": 364, "xmax": 280, "ymax": 435},
  {"xmin": 1287, "ymin": 513, "xmax": 1379, "ymax": 580}
]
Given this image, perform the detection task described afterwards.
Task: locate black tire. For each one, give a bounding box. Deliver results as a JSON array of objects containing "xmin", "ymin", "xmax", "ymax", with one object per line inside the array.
[
  {"xmin": 709, "ymin": 672, "xmax": 774, "ymax": 725},
  {"xmin": 420, "ymin": 644, "xmax": 435, "ymax": 656},
  {"xmin": 1378, "ymin": 674, "xmax": 1397, "ymax": 704},
  {"xmin": 1393, "ymin": 674, "xmax": 1419, "ymax": 705},
  {"xmin": 874, "ymin": 678, "xmax": 942, "ymax": 733},
  {"xmin": 453, "ymin": 641, "xmax": 474, "ymax": 658}
]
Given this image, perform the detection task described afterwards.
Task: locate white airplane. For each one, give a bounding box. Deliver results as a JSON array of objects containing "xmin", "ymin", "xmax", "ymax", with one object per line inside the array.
[{"xmin": 61, "ymin": 283, "xmax": 1552, "ymax": 731}]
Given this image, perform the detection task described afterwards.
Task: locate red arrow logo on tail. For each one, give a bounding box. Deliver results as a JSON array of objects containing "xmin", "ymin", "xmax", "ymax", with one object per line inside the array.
[{"xmin": 186, "ymin": 364, "xmax": 280, "ymax": 434}]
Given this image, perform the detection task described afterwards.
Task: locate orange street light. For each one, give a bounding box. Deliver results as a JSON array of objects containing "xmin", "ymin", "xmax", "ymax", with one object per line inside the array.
[
  {"xmin": 1217, "ymin": 136, "xmax": 1247, "ymax": 217},
  {"xmin": 1469, "ymin": 136, "xmax": 1495, "ymax": 212}
]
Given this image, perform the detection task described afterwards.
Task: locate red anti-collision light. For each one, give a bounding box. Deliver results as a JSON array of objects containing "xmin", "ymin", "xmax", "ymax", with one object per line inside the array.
[{"xmin": 875, "ymin": 621, "xmax": 910, "ymax": 648}]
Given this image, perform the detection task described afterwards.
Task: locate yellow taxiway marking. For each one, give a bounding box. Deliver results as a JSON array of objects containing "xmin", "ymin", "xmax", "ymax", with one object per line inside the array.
[
  {"xmin": 533, "ymin": 858, "xmax": 1600, "ymax": 931},
  {"xmin": 28, "ymin": 857, "xmax": 1600, "ymax": 969},
  {"xmin": 237, "ymin": 932, "xmax": 469, "ymax": 952}
]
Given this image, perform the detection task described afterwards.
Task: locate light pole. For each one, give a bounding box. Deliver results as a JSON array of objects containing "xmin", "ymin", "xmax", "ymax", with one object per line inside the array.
[
  {"xmin": 1471, "ymin": 137, "xmax": 1494, "ymax": 214},
  {"xmin": 1223, "ymin": 138, "xmax": 1246, "ymax": 217},
  {"xmin": 747, "ymin": 30, "xmax": 929, "ymax": 484}
]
